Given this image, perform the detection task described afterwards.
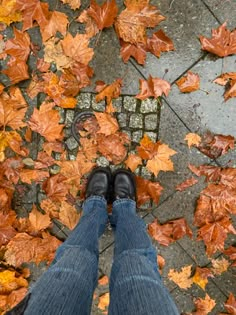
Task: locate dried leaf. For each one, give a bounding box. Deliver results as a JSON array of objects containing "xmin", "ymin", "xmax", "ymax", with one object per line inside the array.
[
  {"xmin": 157, "ymin": 255, "xmax": 165, "ymax": 274},
  {"xmin": 136, "ymin": 75, "xmax": 171, "ymax": 100},
  {"xmin": 40, "ymin": 198, "xmax": 59, "ymax": 219},
  {"xmin": 0, "ymin": 270, "xmax": 28, "ymax": 294},
  {"xmin": 120, "ymin": 40, "xmax": 147, "ymax": 64},
  {"xmin": 5, "ymin": 232, "xmax": 61, "ymax": 267},
  {"xmin": 168, "ymin": 265, "xmax": 193, "ymax": 289},
  {"xmin": 1, "ymin": 287, "xmax": 28, "ymax": 312},
  {"xmin": 214, "ymin": 72, "xmax": 236, "ymax": 101},
  {"xmin": 87, "ymin": 0, "xmax": 118, "ymax": 30},
  {"xmin": 28, "ymin": 101, "xmax": 64, "ymax": 142},
  {"xmin": 95, "ymin": 112, "xmax": 119, "ymax": 136},
  {"xmin": 42, "ymin": 174, "xmax": 69, "ymax": 202},
  {"xmin": 98, "ymin": 292, "xmax": 110, "ymax": 311},
  {"xmin": 199, "ymin": 22, "xmax": 236, "ymax": 57},
  {"xmin": 192, "ymin": 267, "xmax": 213, "ymax": 290},
  {"xmin": 95, "ymin": 78, "xmax": 122, "ymax": 106},
  {"xmin": 175, "ymin": 177, "xmax": 198, "ymax": 191},
  {"xmin": 58, "ymin": 201, "xmax": 80, "ymax": 230},
  {"xmin": 147, "ymin": 29, "xmax": 174, "ymax": 57},
  {"xmin": 193, "ymin": 294, "xmax": 216, "ymax": 315},
  {"xmin": 0, "ymin": 0, "xmax": 22, "ymax": 25},
  {"xmin": 61, "ymin": 33, "xmax": 94, "ymax": 65},
  {"xmin": 211, "ymin": 257, "xmax": 230, "ymax": 275},
  {"xmin": 28, "ymin": 205, "xmax": 51, "ymax": 232},
  {"xmin": 41, "ymin": 11, "xmax": 69, "ymax": 42},
  {"xmin": 60, "ymin": 0, "xmax": 81, "ymax": 10},
  {"xmin": 137, "ymin": 134, "xmax": 160, "ymax": 160},
  {"xmin": 185, "ymin": 133, "xmax": 202, "ymax": 148},
  {"xmin": 19, "ymin": 169, "xmax": 49, "ymax": 184},
  {"xmin": 148, "ymin": 218, "xmax": 192, "ymax": 246},
  {"xmin": 223, "ymin": 293, "xmax": 236, "ymax": 315},
  {"xmin": 224, "ymin": 246, "xmax": 236, "ymax": 267},
  {"xmin": 3, "ymin": 60, "xmax": 29, "ymax": 84},
  {"xmin": 77, "ymin": 9, "xmax": 99, "ymax": 38},
  {"xmin": 98, "ymin": 275, "xmax": 109, "ymax": 286},
  {"xmin": 136, "ymin": 176, "xmax": 163, "ymax": 206},
  {"xmin": 0, "ymin": 211, "xmax": 17, "ymax": 246},
  {"xmin": 188, "ymin": 164, "xmax": 221, "ymax": 182},
  {"xmin": 176, "ymin": 71, "xmax": 200, "ymax": 93},
  {"xmin": 146, "ymin": 143, "xmax": 177, "ymax": 176},
  {"xmin": 125, "ymin": 154, "xmax": 142, "ymax": 171}
]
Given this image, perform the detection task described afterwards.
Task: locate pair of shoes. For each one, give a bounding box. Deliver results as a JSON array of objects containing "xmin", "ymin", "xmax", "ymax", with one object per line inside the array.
[{"xmin": 85, "ymin": 167, "xmax": 136, "ymax": 202}]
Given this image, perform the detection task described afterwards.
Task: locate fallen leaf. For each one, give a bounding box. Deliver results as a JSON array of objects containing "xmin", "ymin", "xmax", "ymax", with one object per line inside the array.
[
  {"xmin": 147, "ymin": 29, "xmax": 174, "ymax": 57},
  {"xmin": 192, "ymin": 267, "xmax": 213, "ymax": 290},
  {"xmin": 0, "ymin": 211, "xmax": 17, "ymax": 246},
  {"xmin": 224, "ymin": 246, "xmax": 236, "ymax": 267},
  {"xmin": 4, "ymin": 27, "xmax": 30, "ymax": 62},
  {"xmin": 125, "ymin": 154, "xmax": 142, "ymax": 171},
  {"xmin": 199, "ymin": 22, "xmax": 236, "ymax": 57},
  {"xmin": 4, "ymin": 232, "xmax": 61, "ymax": 267},
  {"xmin": 136, "ymin": 176, "xmax": 163, "ymax": 206},
  {"xmin": 146, "ymin": 143, "xmax": 177, "ymax": 176},
  {"xmin": 148, "ymin": 218, "xmax": 192, "ymax": 246},
  {"xmin": 42, "ymin": 174, "xmax": 69, "ymax": 202},
  {"xmin": 214, "ymin": 72, "xmax": 236, "ymax": 101},
  {"xmin": 168, "ymin": 265, "xmax": 193, "ymax": 289},
  {"xmin": 98, "ymin": 292, "xmax": 110, "ymax": 311},
  {"xmin": 28, "ymin": 101, "xmax": 64, "ymax": 142},
  {"xmin": 60, "ymin": 0, "xmax": 81, "ymax": 10},
  {"xmin": 137, "ymin": 134, "xmax": 160, "ymax": 160},
  {"xmin": 211, "ymin": 257, "xmax": 230, "ymax": 275},
  {"xmin": 120, "ymin": 40, "xmax": 147, "ymax": 64},
  {"xmin": 222, "ymin": 293, "xmax": 236, "ymax": 315},
  {"xmin": 98, "ymin": 275, "xmax": 109, "ymax": 286},
  {"xmin": 95, "ymin": 78, "xmax": 122, "ymax": 106},
  {"xmin": 77, "ymin": 9, "xmax": 99, "ymax": 38},
  {"xmin": 176, "ymin": 71, "xmax": 200, "ymax": 93},
  {"xmin": 184, "ymin": 133, "xmax": 202, "ymax": 148},
  {"xmin": 58, "ymin": 201, "xmax": 80, "ymax": 230},
  {"xmin": 0, "ymin": 0, "xmax": 22, "ymax": 26},
  {"xmin": 28, "ymin": 205, "xmax": 51, "ymax": 232},
  {"xmin": 1, "ymin": 287, "xmax": 28, "ymax": 312},
  {"xmin": 175, "ymin": 177, "xmax": 198, "ymax": 191},
  {"xmin": 87, "ymin": 0, "xmax": 118, "ymax": 30},
  {"xmin": 95, "ymin": 112, "xmax": 119, "ymax": 136},
  {"xmin": 188, "ymin": 164, "xmax": 221, "ymax": 182},
  {"xmin": 193, "ymin": 294, "xmax": 216, "ymax": 315},
  {"xmin": 157, "ymin": 255, "xmax": 165, "ymax": 274},
  {"xmin": 40, "ymin": 11, "xmax": 69, "ymax": 42},
  {"xmin": 71, "ymin": 62, "xmax": 94, "ymax": 90},
  {"xmin": 0, "ymin": 270, "xmax": 28, "ymax": 294},
  {"xmin": 2, "ymin": 60, "xmax": 29, "ymax": 84},
  {"xmin": 61, "ymin": 33, "xmax": 94, "ymax": 65},
  {"xmin": 19, "ymin": 169, "xmax": 49, "ymax": 184},
  {"xmin": 136, "ymin": 75, "xmax": 171, "ymax": 100},
  {"xmin": 40, "ymin": 198, "xmax": 59, "ymax": 219}
]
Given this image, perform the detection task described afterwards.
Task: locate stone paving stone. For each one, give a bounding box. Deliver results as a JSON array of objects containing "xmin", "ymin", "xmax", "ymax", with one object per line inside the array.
[
  {"xmin": 157, "ymin": 101, "xmax": 211, "ymax": 202},
  {"xmin": 123, "ymin": 96, "xmax": 137, "ymax": 112},
  {"xmin": 129, "ymin": 113, "xmax": 143, "ymax": 128},
  {"xmin": 202, "ymin": 0, "xmax": 236, "ymax": 28},
  {"xmin": 165, "ymin": 54, "xmax": 236, "ymax": 136},
  {"xmin": 76, "ymin": 93, "xmax": 91, "ymax": 109},
  {"xmin": 112, "ymin": 97, "xmax": 122, "ymax": 112},
  {"xmin": 91, "ymin": 95, "xmax": 106, "ymax": 112},
  {"xmin": 144, "ymin": 114, "xmax": 159, "ymax": 130},
  {"xmin": 132, "ymin": 130, "xmax": 143, "ymax": 143},
  {"xmin": 140, "ymin": 98, "xmax": 158, "ymax": 113},
  {"xmin": 65, "ymin": 136, "xmax": 78, "ymax": 151},
  {"xmin": 131, "ymin": 0, "xmax": 219, "ymax": 84},
  {"xmin": 83, "ymin": 27, "xmax": 140, "ymax": 95},
  {"xmin": 65, "ymin": 110, "xmax": 75, "ymax": 126}
]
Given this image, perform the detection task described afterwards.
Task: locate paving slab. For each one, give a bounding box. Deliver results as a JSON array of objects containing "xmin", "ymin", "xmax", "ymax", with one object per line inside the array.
[
  {"xmin": 165, "ymin": 54, "xmax": 236, "ymax": 136},
  {"xmin": 211, "ymin": 269, "xmax": 236, "ymax": 297},
  {"xmin": 202, "ymin": 0, "xmax": 236, "ymax": 28},
  {"xmin": 130, "ymin": 0, "xmax": 219, "ymax": 85},
  {"xmin": 157, "ymin": 100, "xmax": 211, "ymax": 203}
]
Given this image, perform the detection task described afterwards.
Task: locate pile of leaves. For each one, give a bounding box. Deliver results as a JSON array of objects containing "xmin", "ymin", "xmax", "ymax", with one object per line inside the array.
[{"xmin": 0, "ymin": 0, "xmax": 235, "ymax": 314}]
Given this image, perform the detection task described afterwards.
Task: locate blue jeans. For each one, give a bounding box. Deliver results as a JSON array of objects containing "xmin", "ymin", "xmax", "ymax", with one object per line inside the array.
[{"xmin": 9, "ymin": 196, "xmax": 179, "ymax": 315}]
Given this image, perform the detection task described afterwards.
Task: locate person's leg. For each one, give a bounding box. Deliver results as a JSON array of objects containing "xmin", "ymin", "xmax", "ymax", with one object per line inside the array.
[
  {"xmin": 23, "ymin": 196, "xmax": 108, "ymax": 315},
  {"xmin": 7, "ymin": 167, "xmax": 112, "ymax": 315},
  {"xmin": 109, "ymin": 171, "xmax": 179, "ymax": 315}
]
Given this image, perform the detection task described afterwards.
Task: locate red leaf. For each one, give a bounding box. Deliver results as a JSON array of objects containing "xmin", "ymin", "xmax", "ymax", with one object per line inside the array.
[
  {"xmin": 136, "ymin": 176, "xmax": 163, "ymax": 206},
  {"xmin": 176, "ymin": 71, "xmax": 200, "ymax": 93},
  {"xmin": 147, "ymin": 29, "xmax": 174, "ymax": 58},
  {"xmin": 175, "ymin": 177, "xmax": 198, "ymax": 191}
]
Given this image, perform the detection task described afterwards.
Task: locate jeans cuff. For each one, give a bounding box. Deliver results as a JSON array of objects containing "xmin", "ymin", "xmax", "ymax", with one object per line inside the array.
[{"xmin": 83, "ymin": 195, "xmax": 107, "ymax": 207}]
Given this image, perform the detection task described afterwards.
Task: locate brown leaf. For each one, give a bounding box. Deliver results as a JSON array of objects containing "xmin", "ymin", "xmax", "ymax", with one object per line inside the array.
[
  {"xmin": 71, "ymin": 62, "xmax": 94, "ymax": 90},
  {"xmin": 19, "ymin": 169, "xmax": 49, "ymax": 184},
  {"xmin": 40, "ymin": 11, "xmax": 69, "ymax": 42},
  {"xmin": 136, "ymin": 176, "xmax": 163, "ymax": 206},
  {"xmin": 2, "ymin": 287, "xmax": 28, "ymax": 312},
  {"xmin": 87, "ymin": 0, "xmax": 118, "ymax": 30},
  {"xmin": 136, "ymin": 75, "xmax": 171, "ymax": 100},
  {"xmin": 28, "ymin": 101, "xmax": 64, "ymax": 142},
  {"xmin": 40, "ymin": 198, "xmax": 59, "ymax": 219},
  {"xmin": 146, "ymin": 143, "xmax": 177, "ymax": 176},
  {"xmin": 115, "ymin": 0, "xmax": 165, "ymax": 44},
  {"xmin": 197, "ymin": 217, "xmax": 236, "ymax": 256},
  {"xmin": 0, "ymin": 211, "xmax": 17, "ymax": 246},
  {"xmin": 188, "ymin": 164, "xmax": 221, "ymax": 182},
  {"xmin": 157, "ymin": 255, "xmax": 165, "ymax": 274},
  {"xmin": 148, "ymin": 218, "xmax": 192, "ymax": 246},
  {"xmin": 59, "ymin": 69, "xmax": 80, "ymax": 97},
  {"xmin": 223, "ymin": 293, "xmax": 236, "ymax": 315},
  {"xmin": 98, "ymin": 275, "xmax": 109, "ymax": 286},
  {"xmin": 95, "ymin": 78, "xmax": 122, "ymax": 106},
  {"xmin": 199, "ymin": 22, "xmax": 236, "ymax": 57},
  {"xmin": 3, "ymin": 59, "xmax": 29, "ymax": 84},
  {"xmin": 95, "ymin": 112, "xmax": 119, "ymax": 136},
  {"xmin": 224, "ymin": 246, "xmax": 236, "ymax": 267},
  {"xmin": 125, "ymin": 154, "xmax": 142, "ymax": 171},
  {"xmin": 184, "ymin": 133, "xmax": 202, "ymax": 148},
  {"xmin": 77, "ymin": 9, "xmax": 99, "ymax": 38},
  {"xmin": 0, "ymin": 131, "xmax": 28, "ymax": 161},
  {"xmin": 211, "ymin": 257, "xmax": 230, "ymax": 275},
  {"xmin": 5, "ymin": 232, "xmax": 61, "ymax": 267},
  {"xmin": 147, "ymin": 29, "xmax": 174, "ymax": 57},
  {"xmin": 16, "ymin": 0, "xmax": 49, "ymax": 31},
  {"xmin": 192, "ymin": 267, "xmax": 213, "ymax": 290},
  {"xmin": 168, "ymin": 265, "xmax": 193, "ymax": 289},
  {"xmin": 120, "ymin": 40, "xmax": 147, "ymax": 64},
  {"xmin": 137, "ymin": 134, "xmax": 160, "ymax": 160},
  {"xmin": 176, "ymin": 71, "xmax": 200, "ymax": 93},
  {"xmin": 4, "ymin": 27, "xmax": 30, "ymax": 61},
  {"xmin": 193, "ymin": 294, "xmax": 216, "ymax": 315},
  {"xmin": 214, "ymin": 73, "xmax": 236, "ymax": 101},
  {"xmin": 0, "ymin": 269, "xmax": 28, "ymax": 294},
  {"xmin": 0, "ymin": 0, "xmax": 22, "ymax": 26},
  {"xmin": 60, "ymin": 0, "xmax": 81, "ymax": 10},
  {"xmin": 28, "ymin": 205, "xmax": 51, "ymax": 232},
  {"xmin": 61, "ymin": 33, "xmax": 94, "ymax": 65},
  {"xmin": 58, "ymin": 201, "xmax": 80, "ymax": 230},
  {"xmin": 42, "ymin": 174, "xmax": 69, "ymax": 202},
  {"xmin": 175, "ymin": 177, "xmax": 198, "ymax": 191}
]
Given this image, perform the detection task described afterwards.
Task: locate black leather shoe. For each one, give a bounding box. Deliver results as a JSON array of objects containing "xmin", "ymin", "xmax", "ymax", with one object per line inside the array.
[
  {"xmin": 85, "ymin": 167, "xmax": 112, "ymax": 200},
  {"xmin": 112, "ymin": 169, "xmax": 136, "ymax": 201}
]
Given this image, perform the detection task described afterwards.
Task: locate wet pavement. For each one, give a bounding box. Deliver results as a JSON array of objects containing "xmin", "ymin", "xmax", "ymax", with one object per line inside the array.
[{"xmin": 1, "ymin": 0, "xmax": 236, "ymax": 314}]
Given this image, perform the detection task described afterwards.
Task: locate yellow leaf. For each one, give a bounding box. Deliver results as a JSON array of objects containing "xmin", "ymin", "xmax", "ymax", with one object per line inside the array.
[
  {"xmin": 0, "ymin": 0, "xmax": 22, "ymax": 26},
  {"xmin": 168, "ymin": 265, "xmax": 193, "ymax": 289},
  {"xmin": 192, "ymin": 267, "xmax": 213, "ymax": 290},
  {"xmin": 184, "ymin": 133, "xmax": 201, "ymax": 148},
  {"xmin": 0, "ymin": 270, "xmax": 28, "ymax": 294},
  {"xmin": 58, "ymin": 201, "xmax": 81, "ymax": 230},
  {"xmin": 98, "ymin": 292, "xmax": 110, "ymax": 311},
  {"xmin": 29, "ymin": 205, "xmax": 51, "ymax": 232}
]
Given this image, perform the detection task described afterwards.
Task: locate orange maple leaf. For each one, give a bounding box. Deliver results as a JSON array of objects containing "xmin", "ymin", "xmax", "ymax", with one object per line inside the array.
[
  {"xmin": 147, "ymin": 29, "xmax": 174, "ymax": 58},
  {"xmin": 95, "ymin": 78, "xmax": 123, "ymax": 107},
  {"xmin": 211, "ymin": 257, "xmax": 230, "ymax": 275},
  {"xmin": 77, "ymin": 9, "xmax": 99, "ymax": 38},
  {"xmin": 60, "ymin": 0, "xmax": 81, "ymax": 10},
  {"xmin": 199, "ymin": 22, "xmax": 236, "ymax": 57},
  {"xmin": 95, "ymin": 112, "xmax": 119, "ymax": 136},
  {"xmin": 28, "ymin": 205, "xmax": 51, "ymax": 232},
  {"xmin": 175, "ymin": 177, "xmax": 198, "ymax": 191},
  {"xmin": 184, "ymin": 133, "xmax": 202, "ymax": 148},
  {"xmin": 58, "ymin": 201, "xmax": 81, "ymax": 230},
  {"xmin": 136, "ymin": 176, "xmax": 163, "ymax": 206},
  {"xmin": 125, "ymin": 154, "xmax": 142, "ymax": 172},
  {"xmin": 40, "ymin": 11, "xmax": 69, "ymax": 42},
  {"xmin": 136, "ymin": 75, "xmax": 171, "ymax": 100},
  {"xmin": 120, "ymin": 40, "xmax": 147, "ymax": 64},
  {"xmin": 168, "ymin": 265, "xmax": 193, "ymax": 289},
  {"xmin": 193, "ymin": 294, "xmax": 216, "ymax": 315},
  {"xmin": 223, "ymin": 293, "xmax": 236, "ymax": 315},
  {"xmin": 214, "ymin": 72, "xmax": 236, "ymax": 101},
  {"xmin": 87, "ymin": 0, "xmax": 118, "ymax": 30},
  {"xmin": 176, "ymin": 71, "xmax": 200, "ymax": 93},
  {"xmin": 28, "ymin": 101, "xmax": 64, "ymax": 142}
]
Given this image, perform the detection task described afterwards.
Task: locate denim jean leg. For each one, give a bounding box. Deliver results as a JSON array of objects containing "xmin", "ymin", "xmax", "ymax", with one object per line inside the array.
[
  {"xmin": 23, "ymin": 196, "xmax": 108, "ymax": 315},
  {"xmin": 108, "ymin": 199, "xmax": 179, "ymax": 315}
]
